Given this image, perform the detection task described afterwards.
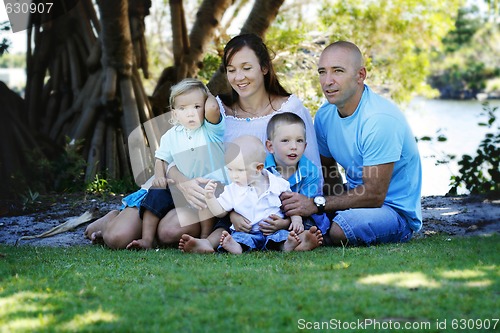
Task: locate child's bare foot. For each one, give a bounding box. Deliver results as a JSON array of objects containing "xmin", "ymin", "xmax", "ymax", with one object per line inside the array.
[
  {"xmin": 126, "ymin": 239, "xmax": 153, "ymax": 250},
  {"xmin": 294, "ymin": 226, "xmax": 323, "ymax": 251},
  {"xmin": 283, "ymin": 231, "xmax": 301, "ymax": 252},
  {"xmin": 178, "ymin": 234, "xmax": 215, "ymax": 253},
  {"xmin": 84, "ymin": 210, "xmax": 119, "ymax": 239},
  {"xmin": 220, "ymin": 231, "xmax": 243, "ymax": 254},
  {"xmin": 90, "ymin": 231, "xmax": 105, "ymax": 245}
]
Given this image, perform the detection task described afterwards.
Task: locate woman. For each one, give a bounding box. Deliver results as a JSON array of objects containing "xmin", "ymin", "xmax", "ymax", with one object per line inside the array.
[{"xmin": 85, "ymin": 34, "xmax": 322, "ymax": 250}]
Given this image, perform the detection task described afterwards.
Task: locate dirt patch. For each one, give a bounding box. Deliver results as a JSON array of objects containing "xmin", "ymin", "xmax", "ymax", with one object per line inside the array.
[
  {"xmin": 418, "ymin": 195, "xmax": 500, "ymax": 238},
  {"xmin": 0, "ymin": 193, "xmax": 498, "ymax": 247},
  {"xmin": 0, "ymin": 193, "xmax": 123, "ymax": 247}
]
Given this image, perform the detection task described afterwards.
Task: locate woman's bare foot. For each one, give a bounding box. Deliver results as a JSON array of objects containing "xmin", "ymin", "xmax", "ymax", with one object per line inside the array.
[
  {"xmin": 283, "ymin": 231, "xmax": 301, "ymax": 252},
  {"xmin": 220, "ymin": 231, "xmax": 243, "ymax": 254},
  {"xmin": 178, "ymin": 234, "xmax": 215, "ymax": 253},
  {"xmin": 294, "ymin": 226, "xmax": 323, "ymax": 251},
  {"xmin": 84, "ymin": 210, "xmax": 119, "ymax": 239},
  {"xmin": 126, "ymin": 239, "xmax": 153, "ymax": 250}
]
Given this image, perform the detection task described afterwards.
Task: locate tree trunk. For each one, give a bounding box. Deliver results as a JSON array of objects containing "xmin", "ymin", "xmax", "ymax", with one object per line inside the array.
[
  {"xmin": 151, "ymin": 0, "xmax": 232, "ymax": 114},
  {"xmin": 24, "ymin": 0, "xmax": 152, "ymax": 184}
]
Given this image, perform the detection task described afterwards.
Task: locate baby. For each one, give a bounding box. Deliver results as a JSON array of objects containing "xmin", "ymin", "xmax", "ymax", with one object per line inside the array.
[{"xmin": 204, "ymin": 135, "xmax": 303, "ymax": 254}]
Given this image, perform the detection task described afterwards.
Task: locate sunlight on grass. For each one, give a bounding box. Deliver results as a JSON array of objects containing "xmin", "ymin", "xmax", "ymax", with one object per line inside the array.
[
  {"xmin": 440, "ymin": 269, "xmax": 486, "ymax": 279},
  {"xmin": 439, "ymin": 267, "xmax": 496, "ymax": 287},
  {"xmin": 3, "ymin": 316, "xmax": 52, "ymax": 332},
  {"xmin": 62, "ymin": 308, "xmax": 117, "ymax": 331},
  {"xmin": 358, "ymin": 272, "xmax": 441, "ymax": 289},
  {"xmin": 0, "ymin": 291, "xmax": 52, "ymax": 316},
  {"xmin": 465, "ymin": 280, "xmax": 492, "ymax": 287},
  {"xmin": 0, "ymin": 291, "xmax": 54, "ymax": 332}
]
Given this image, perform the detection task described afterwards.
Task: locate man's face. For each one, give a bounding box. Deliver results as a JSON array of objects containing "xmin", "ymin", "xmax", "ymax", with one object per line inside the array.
[{"xmin": 317, "ymin": 47, "xmax": 363, "ymax": 114}]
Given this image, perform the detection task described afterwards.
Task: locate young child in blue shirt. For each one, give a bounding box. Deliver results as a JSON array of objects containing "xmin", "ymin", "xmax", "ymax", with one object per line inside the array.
[
  {"xmin": 264, "ymin": 112, "xmax": 329, "ymax": 244},
  {"xmin": 126, "ymin": 78, "xmax": 227, "ymax": 250}
]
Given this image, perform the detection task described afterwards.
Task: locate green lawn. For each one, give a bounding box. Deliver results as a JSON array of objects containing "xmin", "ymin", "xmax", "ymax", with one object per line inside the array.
[{"xmin": 1, "ymin": 234, "xmax": 498, "ymax": 333}]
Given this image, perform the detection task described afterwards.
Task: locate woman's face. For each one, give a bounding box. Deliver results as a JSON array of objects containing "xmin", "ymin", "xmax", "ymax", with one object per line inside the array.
[{"xmin": 225, "ymin": 46, "xmax": 268, "ymax": 99}]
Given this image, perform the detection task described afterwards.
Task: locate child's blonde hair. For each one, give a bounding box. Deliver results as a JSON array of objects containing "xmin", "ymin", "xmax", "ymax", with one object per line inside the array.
[{"xmin": 169, "ymin": 78, "xmax": 210, "ymax": 125}]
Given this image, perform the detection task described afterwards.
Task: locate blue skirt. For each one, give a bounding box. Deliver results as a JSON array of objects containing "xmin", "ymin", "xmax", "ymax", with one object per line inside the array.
[{"xmin": 120, "ymin": 189, "xmax": 148, "ymax": 210}]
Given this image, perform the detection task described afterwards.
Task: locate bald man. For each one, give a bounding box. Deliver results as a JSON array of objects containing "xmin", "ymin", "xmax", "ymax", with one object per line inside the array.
[{"xmin": 281, "ymin": 41, "xmax": 423, "ymax": 246}]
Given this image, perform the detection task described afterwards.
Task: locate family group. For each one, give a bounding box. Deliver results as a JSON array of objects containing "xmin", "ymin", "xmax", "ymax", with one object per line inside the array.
[{"xmin": 84, "ymin": 33, "xmax": 422, "ymax": 254}]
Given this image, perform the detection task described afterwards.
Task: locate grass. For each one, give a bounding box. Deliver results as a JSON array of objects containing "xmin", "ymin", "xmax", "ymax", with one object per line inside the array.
[{"xmin": 0, "ymin": 234, "xmax": 499, "ymax": 333}]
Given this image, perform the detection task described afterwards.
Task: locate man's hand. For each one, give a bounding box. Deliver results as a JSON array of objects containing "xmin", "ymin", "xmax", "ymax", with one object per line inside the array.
[
  {"xmin": 280, "ymin": 192, "xmax": 317, "ymax": 217},
  {"xmin": 177, "ymin": 177, "xmax": 210, "ymax": 209}
]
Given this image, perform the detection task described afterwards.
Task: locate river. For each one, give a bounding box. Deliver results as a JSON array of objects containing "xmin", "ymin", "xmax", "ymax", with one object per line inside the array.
[{"xmin": 404, "ymin": 97, "xmax": 500, "ymax": 196}]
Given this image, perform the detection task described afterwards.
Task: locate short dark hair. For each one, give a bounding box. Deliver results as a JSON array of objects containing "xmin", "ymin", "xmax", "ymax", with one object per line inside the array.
[{"xmin": 266, "ymin": 112, "xmax": 306, "ymax": 141}]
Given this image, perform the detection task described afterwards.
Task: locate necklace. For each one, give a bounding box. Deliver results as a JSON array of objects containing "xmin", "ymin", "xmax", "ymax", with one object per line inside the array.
[{"xmin": 232, "ymin": 97, "xmax": 272, "ymax": 122}]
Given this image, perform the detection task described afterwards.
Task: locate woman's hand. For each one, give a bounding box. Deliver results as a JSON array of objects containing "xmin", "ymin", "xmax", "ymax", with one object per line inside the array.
[
  {"xmin": 177, "ymin": 177, "xmax": 210, "ymax": 210},
  {"xmin": 260, "ymin": 214, "xmax": 290, "ymax": 235},
  {"xmin": 229, "ymin": 211, "xmax": 252, "ymax": 233}
]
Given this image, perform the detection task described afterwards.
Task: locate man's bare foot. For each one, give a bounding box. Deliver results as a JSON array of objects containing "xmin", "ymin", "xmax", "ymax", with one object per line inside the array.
[
  {"xmin": 126, "ymin": 239, "xmax": 153, "ymax": 250},
  {"xmin": 178, "ymin": 234, "xmax": 215, "ymax": 253},
  {"xmin": 220, "ymin": 231, "xmax": 243, "ymax": 254},
  {"xmin": 90, "ymin": 231, "xmax": 105, "ymax": 245},
  {"xmin": 294, "ymin": 226, "xmax": 323, "ymax": 251},
  {"xmin": 84, "ymin": 210, "xmax": 119, "ymax": 239},
  {"xmin": 283, "ymin": 231, "xmax": 301, "ymax": 252}
]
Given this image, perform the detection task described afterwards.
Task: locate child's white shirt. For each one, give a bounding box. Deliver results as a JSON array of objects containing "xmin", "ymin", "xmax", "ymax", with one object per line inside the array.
[{"xmin": 216, "ymin": 169, "xmax": 291, "ymax": 232}]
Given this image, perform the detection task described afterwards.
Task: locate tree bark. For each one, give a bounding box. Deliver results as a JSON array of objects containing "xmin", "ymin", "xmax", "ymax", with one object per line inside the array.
[{"xmin": 151, "ymin": 0, "xmax": 232, "ymax": 114}]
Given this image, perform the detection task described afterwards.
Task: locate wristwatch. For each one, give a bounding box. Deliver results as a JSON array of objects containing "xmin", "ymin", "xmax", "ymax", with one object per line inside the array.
[{"xmin": 313, "ymin": 196, "xmax": 326, "ymax": 214}]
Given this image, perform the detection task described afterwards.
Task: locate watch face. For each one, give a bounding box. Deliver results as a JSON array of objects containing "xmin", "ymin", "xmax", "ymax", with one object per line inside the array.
[{"xmin": 314, "ymin": 196, "xmax": 326, "ymax": 205}]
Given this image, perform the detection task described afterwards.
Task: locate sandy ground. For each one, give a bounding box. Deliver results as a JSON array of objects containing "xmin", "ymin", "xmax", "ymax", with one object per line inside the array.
[{"xmin": 0, "ymin": 194, "xmax": 498, "ymax": 247}]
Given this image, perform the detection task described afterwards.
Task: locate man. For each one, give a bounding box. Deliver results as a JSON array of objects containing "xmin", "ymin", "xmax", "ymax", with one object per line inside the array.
[{"xmin": 280, "ymin": 41, "xmax": 422, "ymax": 246}]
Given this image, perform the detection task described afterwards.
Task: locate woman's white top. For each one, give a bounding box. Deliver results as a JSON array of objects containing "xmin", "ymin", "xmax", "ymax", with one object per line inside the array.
[{"xmin": 216, "ymin": 94, "xmax": 321, "ymax": 171}]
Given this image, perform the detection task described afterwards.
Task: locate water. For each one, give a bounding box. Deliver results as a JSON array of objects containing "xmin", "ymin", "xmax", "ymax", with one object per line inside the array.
[{"xmin": 404, "ymin": 98, "xmax": 500, "ymax": 196}]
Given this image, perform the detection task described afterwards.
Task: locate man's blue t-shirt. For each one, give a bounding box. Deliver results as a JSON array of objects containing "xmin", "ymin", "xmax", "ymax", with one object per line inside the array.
[{"xmin": 314, "ymin": 85, "xmax": 422, "ymax": 231}]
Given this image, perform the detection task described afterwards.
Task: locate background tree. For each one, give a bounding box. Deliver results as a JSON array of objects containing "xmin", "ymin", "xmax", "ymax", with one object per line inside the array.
[{"xmin": 428, "ymin": 4, "xmax": 500, "ymax": 99}]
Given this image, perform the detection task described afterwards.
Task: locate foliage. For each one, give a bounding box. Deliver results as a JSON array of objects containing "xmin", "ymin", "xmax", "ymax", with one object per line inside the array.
[
  {"xmin": 429, "ymin": 5, "xmax": 500, "ymax": 99},
  {"xmin": 428, "ymin": 60, "xmax": 499, "ymax": 99},
  {"xmin": 265, "ymin": 7, "xmax": 326, "ymax": 113},
  {"xmin": 85, "ymin": 173, "xmax": 137, "ymax": 197},
  {"xmin": 315, "ymin": 0, "xmax": 460, "ymax": 103},
  {"xmin": 442, "ymin": 5, "xmax": 483, "ymax": 53},
  {"xmin": 0, "ymin": 52, "xmax": 24, "ymax": 67},
  {"xmin": 86, "ymin": 174, "xmax": 109, "ymax": 195},
  {"xmin": 198, "ymin": 52, "xmax": 223, "ymax": 84},
  {"xmin": 19, "ymin": 188, "xmax": 40, "ymax": 211},
  {"xmin": 0, "ymin": 21, "xmax": 11, "ymax": 56},
  {"xmin": 1, "ymin": 234, "xmax": 498, "ymax": 332},
  {"xmin": 449, "ymin": 103, "xmax": 499, "ymax": 197},
  {"xmin": 3, "ymin": 138, "xmax": 87, "ymax": 199}
]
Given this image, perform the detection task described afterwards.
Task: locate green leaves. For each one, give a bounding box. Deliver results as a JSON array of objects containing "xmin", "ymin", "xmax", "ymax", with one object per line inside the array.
[{"xmin": 449, "ymin": 103, "xmax": 499, "ymax": 196}]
